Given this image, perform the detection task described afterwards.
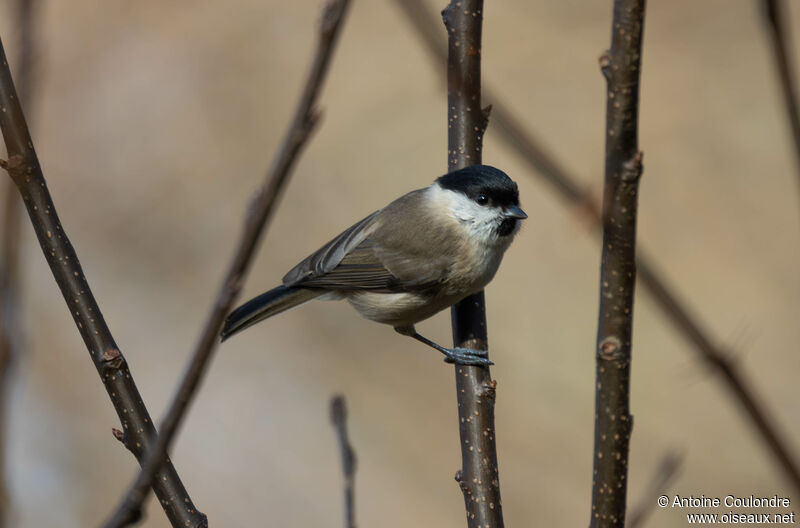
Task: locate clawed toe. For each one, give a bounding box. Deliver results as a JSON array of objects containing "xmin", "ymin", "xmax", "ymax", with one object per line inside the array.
[
  {"xmin": 404, "ymin": 330, "xmax": 494, "ymax": 367},
  {"xmin": 443, "ymin": 347, "xmax": 494, "ymax": 367}
]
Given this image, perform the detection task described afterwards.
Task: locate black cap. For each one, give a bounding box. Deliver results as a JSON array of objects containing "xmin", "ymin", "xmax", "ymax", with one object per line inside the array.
[{"xmin": 436, "ymin": 165, "xmax": 519, "ymax": 208}]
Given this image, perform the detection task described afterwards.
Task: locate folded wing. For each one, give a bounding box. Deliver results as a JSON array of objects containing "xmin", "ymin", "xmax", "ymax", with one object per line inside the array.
[{"xmin": 282, "ymin": 191, "xmax": 447, "ymax": 293}]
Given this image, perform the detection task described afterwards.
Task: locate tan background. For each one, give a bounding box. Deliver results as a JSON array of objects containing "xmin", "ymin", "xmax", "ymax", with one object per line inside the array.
[{"xmin": 1, "ymin": 0, "xmax": 799, "ymax": 526}]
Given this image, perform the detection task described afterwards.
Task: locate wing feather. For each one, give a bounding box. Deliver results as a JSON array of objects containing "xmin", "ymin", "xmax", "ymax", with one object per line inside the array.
[
  {"xmin": 282, "ymin": 189, "xmax": 449, "ymax": 293},
  {"xmin": 294, "ymin": 240, "xmax": 401, "ymax": 291},
  {"xmin": 282, "ymin": 211, "xmax": 381, "ymax": 286}
]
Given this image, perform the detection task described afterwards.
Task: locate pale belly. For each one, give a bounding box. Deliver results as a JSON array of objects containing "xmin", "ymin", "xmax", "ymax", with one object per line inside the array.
[
  {"xmin": 345, "ymin": 290, "xmax": 467, "ymax": 328},
  {"xmin": 342, "ymin": 237, "xmax": 510, "ymax": 328}
]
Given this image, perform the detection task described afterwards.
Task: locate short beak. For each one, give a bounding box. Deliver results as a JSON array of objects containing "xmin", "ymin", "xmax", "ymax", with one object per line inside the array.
[{"xmin": 503, "ymin": 205, "xmax": 527, "ymax": 220}]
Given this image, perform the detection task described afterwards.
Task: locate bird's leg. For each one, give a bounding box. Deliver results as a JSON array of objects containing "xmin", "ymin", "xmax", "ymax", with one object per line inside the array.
[{"xmin": 394, "ymin": 325, "xmax": 493, "ymax": 367}]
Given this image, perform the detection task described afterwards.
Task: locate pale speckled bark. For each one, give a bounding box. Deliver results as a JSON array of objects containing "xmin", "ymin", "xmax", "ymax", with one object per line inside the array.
[
  {"xmin": 0, "ymin": 2, "xmax": 35, "ymax": 525},
  {"xmin": 397, "ymin": 0, "xmax": 800, "ymax": 503},
  {"xmin": 0, "ymin": 35, "xmax": 206, "ymax": 528},
  {"xmin": 590, "ymin": 1, "xmax": 646, "ymax": 526},
  {"xmin": 443, "ymin": 1, "xmax": 504, "ymax": 527},
  {"xmin": 101, "ymin": 1, "xmax": 352, "ymax": 526}
]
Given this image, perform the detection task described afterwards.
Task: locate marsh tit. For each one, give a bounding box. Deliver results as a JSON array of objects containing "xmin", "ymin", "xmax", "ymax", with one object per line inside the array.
[{"xmin": 220, "ymin": 164, "xmax": 526, "ymax": 366}]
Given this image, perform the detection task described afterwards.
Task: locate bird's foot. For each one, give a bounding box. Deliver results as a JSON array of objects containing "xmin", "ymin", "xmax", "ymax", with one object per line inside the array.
[{"xmin": 442, "ymin": 347, "xmax": 493, "ymax": 367}]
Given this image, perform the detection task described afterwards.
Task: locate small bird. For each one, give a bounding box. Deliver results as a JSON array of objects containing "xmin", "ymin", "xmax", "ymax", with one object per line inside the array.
[{"xmin": 220, "ymin": 165, "xmax": 526, "ymax": 366}]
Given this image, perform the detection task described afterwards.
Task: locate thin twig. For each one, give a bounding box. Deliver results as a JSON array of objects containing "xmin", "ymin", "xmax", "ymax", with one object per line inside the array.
[
  {"xmin": 627, "ymin": 450, "xmax": 684, "ymax": 528},
  {"xmin": 101, "ymin": 1, "xmax": 353, "ymax": 526},
  {"xmin": 395, "ymin": 0, "xmax": 800, "ymax": 498},
  {"xmin": 0, "ymin": 2, "xmax": 36, "ymax": 525},
  {"xmin": 330, "ymin": 395, "xmax": 357, "ymax": 528},
  {"xmin": 637, "ymin": 259, "xmax": 800, "ymax": 495},
  {"xmin": 0, "ymin": 36, "xmax": 206, "ymax": 528},
  {"xmin": 441, "ymin": 1, "xmax": 505, "ymax": 527},
  {"xmin": 762, "ymin": 0, "xmax": 800, "ymax": 204},
  {"xmin": 590, "ymin": 2, "xmax": 646, "ymax": 526}
]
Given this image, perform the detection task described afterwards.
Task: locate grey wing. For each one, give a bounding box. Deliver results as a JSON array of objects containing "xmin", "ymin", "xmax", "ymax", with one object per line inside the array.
[
  {"xmin": 283, "ymin": 189, "xmax": 447, "ymax": 292},
  {"xmin": 282, "ymin": 210, "xmax": 384, "ymax": 286},
  {"xmin": 282, "ymin": 221, "xmax": 443, "ymax": 292},
  {"xmin": 292, "ymin": 239, "xmax": 397, "ymax": 290},
  {"xmin": 291, "ymin": 238, "xmax": 442, "ymax": 292}
]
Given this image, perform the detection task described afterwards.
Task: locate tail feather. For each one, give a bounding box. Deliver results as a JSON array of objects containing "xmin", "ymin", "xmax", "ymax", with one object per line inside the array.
[{"xmin": 221, "ymin": 285, "xmax": 322, "ymax": 341}]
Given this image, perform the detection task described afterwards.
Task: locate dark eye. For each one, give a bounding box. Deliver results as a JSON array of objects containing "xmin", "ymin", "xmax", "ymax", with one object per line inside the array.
[{"xmin": 475, "ymin": 194, "xmax": 489, "ymax": 206}]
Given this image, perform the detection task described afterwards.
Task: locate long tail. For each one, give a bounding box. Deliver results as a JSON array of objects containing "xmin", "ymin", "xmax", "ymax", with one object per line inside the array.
[{"xmin": 220, "ymin": 285, "xmax": 323, "ymax": 341}]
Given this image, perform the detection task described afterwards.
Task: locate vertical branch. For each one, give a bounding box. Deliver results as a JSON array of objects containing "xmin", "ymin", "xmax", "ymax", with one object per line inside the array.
[
  {"xmin": 442, "ymin": 2, "xmax": 504, "ymax": 527},
  {"xmin": 0, "ymin": 37, "xmax": 206, "ymax": 528},
  {"xmin": 330, "ymin": 396, "xmax": 357, "ymax": 528},
  {"xmin": 0, "ymin": 2, "xmax": 36, "ymax": 525},
  {"xmin": 393, "ymin": 0, "xmax": 588, "ymax": 206},
  {"xmin": 101, "ymin": 1, "xmax": 352, "ymax": 526},
  {"xmin": 762, "ymin": 0, "xmax": 800, "ymax": 203},
  {"xmin": 590, "ymin": 1, "xmax": 646, "ymax": 527},
  {"xmin": 397, "ymin": 0, "xmax": 800, "ymax": 499}
]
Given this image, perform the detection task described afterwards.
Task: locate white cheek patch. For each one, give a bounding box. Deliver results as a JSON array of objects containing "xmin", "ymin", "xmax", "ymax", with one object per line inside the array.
[{"xmin": 427, "ymin": 184, "xmax": 503, "ymax": 243}]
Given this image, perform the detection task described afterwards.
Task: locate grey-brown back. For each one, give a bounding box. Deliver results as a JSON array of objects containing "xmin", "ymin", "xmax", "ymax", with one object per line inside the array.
[{"xmin": 281, "ymin": 188, "xmax": 464, "ymax": 294}]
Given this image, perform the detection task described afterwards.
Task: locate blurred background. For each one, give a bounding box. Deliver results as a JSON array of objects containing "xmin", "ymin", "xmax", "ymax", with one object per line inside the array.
[{"xmin": 1, "ymin": 0, "xmax": 799, "ymax": 526}]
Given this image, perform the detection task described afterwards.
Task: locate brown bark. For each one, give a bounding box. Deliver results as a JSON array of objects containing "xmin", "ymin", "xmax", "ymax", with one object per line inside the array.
[
  {"xmin": 101, "ymin": 1, "xmax": 353, "ymax": 526},
  {"xmin": 442, "ymin": 1, "xmax": 504, "ymax": 527},
  {"xmin": 590, "ymin": 1, "xmax": 646, "ymax": 526},
  {"xmin": 397, "ymin": 0, "xmax": 800, "ymax": 500},
  {"xmin": 762, "ymin": 0, "xmax": 800, "ymax": 206},
  {"xmin": 0, "ymin": 35, "xmax": 206, "ymax": 528},
  {"xmin": 330, "ymin": 396, "xmax": 357, "ymax": 528}
]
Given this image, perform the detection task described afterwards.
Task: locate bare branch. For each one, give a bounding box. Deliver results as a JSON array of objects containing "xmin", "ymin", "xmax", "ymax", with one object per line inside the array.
[
  {"xmin": 396, "ymin": 0, "xmax": 800, "ymax": 498},
  {"xmin": 762, "ymin": 0, "xmax": 800, "ymax": 205},
  {"xmin": 0, "ymin": 2, "xmax": 36, "ymax": 525},
  {"xmin": 101, "ymin": 1, "xmax": 353, "ymax": 526},
  {"xmin": 0, "ymin": 35, "xmax": 206, "ymax": 528},
  {"xmin": 393, "ymin": 0, "xmax": 589, "ymax": 206},
  {"xmin": 330, "ymin": 396, "xmax": 357, "ymax": 528},
  {"xmin": 627, "ymin": 450, "xmax": 684, "ymax": 528},
  {"xmin": 0, "ymin": 173, "xmax": 18, "ymax": 528},
  {"xmin": 638, "ymin": 262, "xmax": 800, "ymax": 499},
  {"xmin": 441, "ymin": 2, "xmax": 505, "ymax": 527},
  {"xmin": 590, "ymin": 2, "xmax": 646, "ymax": 526}
]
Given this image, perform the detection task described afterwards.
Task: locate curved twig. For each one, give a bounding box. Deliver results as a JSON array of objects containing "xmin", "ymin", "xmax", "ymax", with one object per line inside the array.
[
  {"xmin": 627, "ymin": 450, "xmax": 684, "ymax": 528},
  {"xmin": 762, "ymin": 0, "xmax": 800, "ymax": 205},
  {"xmin": 0, "ymin": 1, "xmax": 36, "ymax": 525},
  {"xmin": 442, "ymin": 2, "xmax": 505, "ymax": 527},
  {"xmin": 395, "ymin": 0, "xmax": 800, "ymax": 499},
  {"xmin": 101, "ymin": 1, "xmax": 353, "ymax": 526},
  {"xmin": 0, "ymin": 36, "xmax": 206, "ymax": 528},
  {"xmin": 590, "ymin": 2, "xmax": 646, "ymax": 525},
  {"xmin": 330, "ymin": 396, "xmax": 357, "ymax": 528}
]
